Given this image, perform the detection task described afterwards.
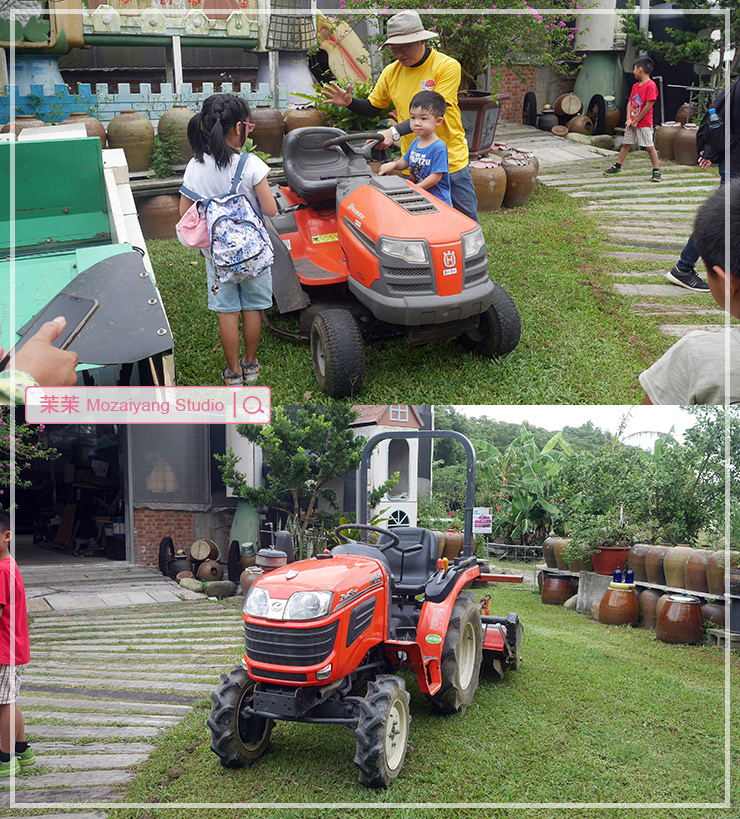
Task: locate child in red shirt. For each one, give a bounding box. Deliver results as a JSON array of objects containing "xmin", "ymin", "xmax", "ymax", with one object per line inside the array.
[
  {"xmin": 0, "ymin": 510, "xmax": 34, "ymax": 776},
  {"xmin": 604, "ymin": 56, "xmax": 661, "ymax": 182}
]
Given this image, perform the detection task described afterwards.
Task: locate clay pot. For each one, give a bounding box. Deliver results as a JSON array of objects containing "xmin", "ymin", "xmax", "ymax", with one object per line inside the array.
[
  {"xmin": 654, "ymin": 121, "xmax": 680, "ymax": 161},
  {"xmin": 191, "ymin": 538, "xmax": 220, "ymax": 561},
  {"xmin": 470, "ymin": 159, "xmax": 507, "ymax": 212},
  {"xmin": 443, "ymin": 531, "xmax": 464, "ymax": 561},
  {"xmin": 538, "ymin": 111, "xmax": 559, "ymax": 132},
  {"xmin": 706, "ymin": 551, "xmax": 725, "ymax": 595},
  {"xmin": 628, "ymin": 543, "xmax": 651, "ymax": 583},
  {"xmin": 551, "ymin": 537, "xmax": 570, "ymax": 570},
  {"xmin": 542, "ymin": 575, "xmax": 575, "ymax": 605},
  {"xmin": 197, "ymin": 560, "xmax": 224, "ymax": 582},
  {"xmin": 655, "ymin": 593, "xmax": 672, "ymax": 621},
  {"xmin": 568, "ymin": 555, "xmax": 592, "ymax": 573},
  {"xmin": 509, "ymin": 148, "xmax": 539, "ymax": 174},
  {"xmin": 240, "ymin": 565, "xmax": 263, "ymax": 595},
  {"xmin": 599, "ymin": 584, "xmax": 639, "ymax": 626},
  {"xmin": 645, "ymin": 545, "xmax": 670, "ymax": 585},
  {"xmin": 663, "ymin": 545, "xmax": 693, "ymax": 589},
  {"xmin": 175, "ymin": 570, "xmax": 194, "ymax": 582},
  {"xmin": 487, "ymin": 142, "xmax": 512, "ymax": 159},
  {"xmin": 701, "ymin": 601, "xmax": 725, "ymax": 629},
  {"xmin": 157, "ymin": 104, "xmax": 195, "ymax": 163},
  {"xmin": 502, "ymin": 157, "xmax": 537, "ymax": 208},
  {"xmin": 1, "ymin": 114, "xmax": 49, "ymax": 136},
  {"xmin": 554, "ymin": 93, "xmax": 582, "ymax": 117},
  {"xmin": 430, "ymin": 530, "xmax": 446, "ymax": 559},
  {"xmin": 170, "ymin": 557, "xmax": 193, "ymax": 578},
  {"xmin": 250, "ymin": 105, "xmax": 285, "ymax": 157},
  {"xmin": 685, "ymin": 549, "xmax": 710, "ymax": 594},
  {"xmin": 551, "ymin": 125, "xmax": 569, "ymax": 138},
  {"xmin": 137, "ymin": 195, "xmax": 181, "ymax": 239},
  {"xmin": 656, "ymin": 594, "xmax": 703, "ymax": 645},
  {"xmin": 567, "ymin": 115, "xmax": 593, "ymax": 136},
  {"xmin": 284, "ymin": 104, "xmax": 324, "ymax": 132},
  {"xmin": 604, "ymin": 107, "xmax": 621, "ymax": 135},
  {"xmin": 675, "ymin": 101, "xmax": 698, "ymax": 125},
  {"xmin": 639, "ymin": 588, "xmax": 663, "ymax": 629},
  {"xmin": 542, "ymin": 536, "xmax": 559, "ymax": 569},
  {"xmin": 106, "ymin": 109, "xmax": 155, "ymax": 172},
  {"xmin": 673, "ymin": 124, "xmax": 699, "ymax": 167},
  {"xmin": 61, "ymin": 111, "xmax": 107, "ymax": 148},
  {"xmin": 591, "ymin": 547, "xmax": 630, "ymax": 576},
  {"xmin": 730, "ymin": 552, "xmax": 740, "ymax": 596},
  {"xmin": 256, "ymin": 548, "xmax": 288, "ymax": 571}
]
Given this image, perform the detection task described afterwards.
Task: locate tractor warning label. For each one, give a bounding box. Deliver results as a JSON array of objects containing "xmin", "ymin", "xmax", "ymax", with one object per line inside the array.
[
  {"xmin": 311, "ymin": 233, "xmax": 339, "ymax": 244},
  {"xmin": 425, "ymin": 634, "xmax": 443, "ymax": 645}
]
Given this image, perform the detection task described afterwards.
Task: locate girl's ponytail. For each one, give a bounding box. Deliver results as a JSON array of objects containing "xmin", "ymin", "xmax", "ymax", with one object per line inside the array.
[
  {"xmin": 187, "ymin": 112, "xmax": 209, "ymax": 163},
  {"xmin": 190, "ymin": 93, "xmax": 250, "ymax": 170}
]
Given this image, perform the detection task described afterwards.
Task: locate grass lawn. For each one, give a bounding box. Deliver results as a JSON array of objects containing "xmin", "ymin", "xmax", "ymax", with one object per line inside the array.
[
  {"xmin": 110, "ymin": 588, "xmax": 739, "ymax": 819},
  {"xmin": 148, "ymin": 184, "xmax": 675, "ymax": 404}
]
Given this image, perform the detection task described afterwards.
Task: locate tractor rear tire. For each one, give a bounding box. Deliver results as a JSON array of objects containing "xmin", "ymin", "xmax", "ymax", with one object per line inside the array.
[
  {"xmin": 158, "ymin": 536, "xmax": 174, "ymax": 577},
  {"xmin": 208, "ymin": 666, "xmax": 274, "ymax": 768},
  {"xmin": 353, "ymin": 675, "xmax": 411, "ymax": 788},
  {"xmin": 587, "ymin": 94, "xmax": 606, "ymax": 136},
  {"xmin": 428, "ymin": 592, "xmax": 483, "ymax": 714},
  {"xmin": 310, "ymin": 309, "xmax": 365, "ymax": 397},
  {"xmin": 227, "ymin": 540, "xmax": 242, "ymax": 583},
  {"xmin": 458, "ymin": 285, "xmax": 521, "ymax": 358}
]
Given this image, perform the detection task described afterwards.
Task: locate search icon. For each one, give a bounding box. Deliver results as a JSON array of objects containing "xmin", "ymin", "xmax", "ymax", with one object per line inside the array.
[{"xmin": 242, "ymin": 395, "xmax": 264, "ymax": 415}]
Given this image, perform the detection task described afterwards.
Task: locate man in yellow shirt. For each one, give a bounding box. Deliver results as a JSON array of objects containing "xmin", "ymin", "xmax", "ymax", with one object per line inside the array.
[{"xmin": 322, "ymin": 10, "xmax": 479, "ymax": 222}]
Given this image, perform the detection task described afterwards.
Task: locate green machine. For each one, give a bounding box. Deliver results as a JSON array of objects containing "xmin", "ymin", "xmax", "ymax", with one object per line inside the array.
[{"xmin": 1, "ymin": 136, "xmax": 175, "ymax": 385}]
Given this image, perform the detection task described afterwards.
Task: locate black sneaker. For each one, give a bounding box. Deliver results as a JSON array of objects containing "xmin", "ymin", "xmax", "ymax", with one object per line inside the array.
[
  {"xmin": 651, "ymin": 169, "xmax": 662, "ymax": 182},
  {"xmin": 665, "ymin": 265, "xmax": 710, "ymax": 292},
  {"xmin": 603, "ymin": 164, "xmax": 621, "ymax": 175}
]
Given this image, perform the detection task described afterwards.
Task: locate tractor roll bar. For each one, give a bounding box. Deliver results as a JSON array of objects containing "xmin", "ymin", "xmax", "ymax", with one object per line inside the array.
[{"xmin": 358, "ymin": 430, "xmax": 477, "ymax": 559}]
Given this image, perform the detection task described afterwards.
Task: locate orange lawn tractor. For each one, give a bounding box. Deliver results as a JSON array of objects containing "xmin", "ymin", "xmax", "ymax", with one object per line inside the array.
[
  {"xmin": 208, "ymin": 430, "xmax": 524, "ymax": 788},
  {"xmin": 265, "ymin": 128, "xmax": 521, "ymax": 397}
]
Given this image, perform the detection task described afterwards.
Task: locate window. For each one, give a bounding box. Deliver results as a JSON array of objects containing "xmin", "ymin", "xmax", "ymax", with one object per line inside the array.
[
  {"xmin": 387, "ymin": 439, "xmax": 409, "ymax": 500},
  {"xmin": 389, "ymin": 405, "xmax": 409, "ymax": 423}
]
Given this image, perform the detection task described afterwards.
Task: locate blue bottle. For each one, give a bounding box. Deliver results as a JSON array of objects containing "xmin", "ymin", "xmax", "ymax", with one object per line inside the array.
[
  {"xmin": 613, "ymin": 567, "xmax": 623, "ymax": 584},
  {"xmin": 708, "ymin": 108, "xmax": 721, "ymax": 128},
  {"xmin": 625, "ymin": 567, "xmax": 634, "ymax": 584}
]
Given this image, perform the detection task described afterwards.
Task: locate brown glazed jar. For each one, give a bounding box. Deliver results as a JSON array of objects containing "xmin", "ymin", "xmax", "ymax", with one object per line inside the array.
[
  {"xmin": 638, "ymin": 588, "xmax": 663, "ymax": 629},
  {"xmin": 501, "ymin": 157, "xmax": 537, "ymax": 208},
  {"xmin": 61, "ymin": 111, "xmax": 107, "ymax": 148},
  {"xmin": 542, "ymin": 536, "xmax": 559, "ymax": 569},
  {"xmin": 542, "ymin": 575, "xmax": 575, "ymax": 605},
  {"xmin": 673, "ymin": 124, "xmax": 699, "ymax": 166},
  {"xmin": 706, "ymin": 551, "xmax": 725, "ymax": 595},
  {"xmin": 106, "ymin": 109, "xmax": 155, "ymax": 172},
  {"xmin": 470, "ymin": 160, "xmax": 507, "ymax": 212},
  {"xmin": 567, "ymin": 114, "xmax": 593, "ymax": 136},
  {"xmin": 157, "ymin": 104, "xmax": 195, "ymax": 163},
  {"xmin": 700, "ymin": 601, "xmax": 725, "ymax": 629},
  {"xmin": 598, "ymin": 584, "xmax": 639, "ymax": 626},
  {"xmin": 137, "ymin": 195, "xmax": 181, "ymax": 239},
  {"xmin": 604, "ymin": 107, "xmax": 621, "ymax": 135},
  {"xmin": 250, "ymin": 105, "xmax": 285, "ymax": 157},
  {"xmin": 656, "ymin": 594, "xmax": 703, "ymax": 644},
  {"xmin": 675, "ymin": 101, "xmax": 698, "ymax": 125},
  {"xmin": 654, "ymin": 121, "xmax": 680, "ymax": 160},
  {"xmin": 552, "ymin": 537, "xmax": 571, "ymax": 570},
  {"xmin": 1, "ymin": 114, "xmax": 49, "ymax": 136},
  {"xmin": 629, "ymin": 543, "xmax": 652, "ymax": 583},
  {"xmin": 645, "ymin": 545, "xmax": 670, "ymax": 585},
  {"xmin": 684, "ymin": 549, "xmax": 710, "ymax": 594},
  {"xmin": 663, "ymin": 545, "xmax": 693, "ymax": 589},
  {"xmin": 284, "ymin": 105, "xmax": 324, "ymax": 132}
]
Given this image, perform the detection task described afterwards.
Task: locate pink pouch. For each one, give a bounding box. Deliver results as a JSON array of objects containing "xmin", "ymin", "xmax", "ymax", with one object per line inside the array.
[{"xmin": 175, "ymin": 200, "xmax": 209, "ymax": 248}]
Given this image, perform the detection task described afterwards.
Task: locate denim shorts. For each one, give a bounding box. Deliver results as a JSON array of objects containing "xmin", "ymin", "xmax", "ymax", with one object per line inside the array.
[{"xmin": 205, "ymin": 258, "xmax": 273, "ymax": 313}]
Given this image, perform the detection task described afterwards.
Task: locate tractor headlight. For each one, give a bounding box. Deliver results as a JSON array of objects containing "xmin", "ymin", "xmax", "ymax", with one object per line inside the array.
[
  {"xmin": 462, "ymin": 227, "xmax": 486, "ymax": 259},
  {"xmin": 244, "ymin": 586, "xmax": 270, "ymax": 618},
  {"xmin": 380, "ymin": 238, "xmax": 428, "ymax": 264},
  {"xmin": 284, "ymin": 590, "xmax": 333, "ymax": 621}
]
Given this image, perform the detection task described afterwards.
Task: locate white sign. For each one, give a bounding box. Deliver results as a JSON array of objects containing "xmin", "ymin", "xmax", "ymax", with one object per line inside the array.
[{"xmin": 473, "ymin": 507, "xmax": 493, "ymax": 534}]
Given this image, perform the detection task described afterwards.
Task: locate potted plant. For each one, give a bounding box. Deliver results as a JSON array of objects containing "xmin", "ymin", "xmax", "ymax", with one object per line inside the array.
[{"xmin": 564, "ymin": 511, "xmax": 640, "ymax": 576}]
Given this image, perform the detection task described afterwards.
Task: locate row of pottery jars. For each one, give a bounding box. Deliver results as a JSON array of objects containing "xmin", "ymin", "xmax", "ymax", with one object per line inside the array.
[
  {"xmin": 640, "ymin": 588, "xmax": 725, "ymax": 631},
  {"xmin": 470, "ymin": 159, "xmax": 507, "ymax": 212},
  {"xmin": 655, "ymin": 121, "xmax": 680, "ymax": 160}
]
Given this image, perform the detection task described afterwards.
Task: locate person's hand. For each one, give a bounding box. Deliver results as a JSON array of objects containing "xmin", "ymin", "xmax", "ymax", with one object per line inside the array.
[
  {"xmin": 378, "ymin": 162, "xmax": 395, "ymax": 175},
  {"xmin": 625, "ymin": 118, "xmax": 632, "ymax": 128},
  {"xmin": 375, "ymin": 128, "xmax": 396, "ymax": 150},
  {"xmin": 698, "ymin": 157, "xmax": 712, "ymax": 170},
  {"xmin": 5, "ymin": 317, "xmax": 79, "ymax": 386},
  {"xmin": 321, "ymin": 81, "xmax": 352, "ymax": 108}
]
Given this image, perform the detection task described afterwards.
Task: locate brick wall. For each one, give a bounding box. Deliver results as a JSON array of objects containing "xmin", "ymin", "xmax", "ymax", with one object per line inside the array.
[
  {"xmin": 133, "ymin": 509, "xmax": 196, "ymax": 567},
  {"xmin": 492, "ymin": 65, "xmax": 576, "ymax": 123}
]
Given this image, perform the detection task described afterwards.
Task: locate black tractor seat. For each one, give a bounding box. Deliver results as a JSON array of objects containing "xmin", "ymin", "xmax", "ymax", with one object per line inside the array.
[
  {"xmin": 376, "ymin": 527, "xmax": 440, "ymax": 597},
  {"xmin": 282, "ymin": 126, "xmax": 349, "ymax": 203}
]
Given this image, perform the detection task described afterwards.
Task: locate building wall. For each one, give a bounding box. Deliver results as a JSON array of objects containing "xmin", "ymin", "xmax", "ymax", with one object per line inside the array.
[
  {"xmin": 493, "ymin": 65, "xmax": 576, "ymax": 122},
  {"xmin": 132, "ymin": 508, "xmax": 234, "ymax": 567}
]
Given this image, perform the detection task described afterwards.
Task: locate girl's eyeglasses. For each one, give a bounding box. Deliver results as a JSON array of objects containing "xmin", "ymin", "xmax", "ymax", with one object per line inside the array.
[{"xmin": 242, "ymin": 121, "xmax": 256, "ymax": 132}]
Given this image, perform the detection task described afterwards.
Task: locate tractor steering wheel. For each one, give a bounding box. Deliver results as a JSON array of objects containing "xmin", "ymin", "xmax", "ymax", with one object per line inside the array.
[
  {"xmin": 333, "ymin": 523, "xmax": 400, "ymax": 552},
  {"xmin": 322, "ymin": 132, "xmax": 386, "ymax": 157}
]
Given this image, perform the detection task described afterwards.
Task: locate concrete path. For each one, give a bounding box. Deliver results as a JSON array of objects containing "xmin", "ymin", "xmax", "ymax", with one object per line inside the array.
[
  {"xmin": 495, "ymin": 121, "xmax": 728, "ymax": 338},
  {"xmin": 2, "ymin": 562, "xmax": 245, "ymax": 815}
]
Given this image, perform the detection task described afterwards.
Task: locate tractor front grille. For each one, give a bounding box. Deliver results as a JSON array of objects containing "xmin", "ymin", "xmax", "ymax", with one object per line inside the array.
[
  {"xmin": 250, "ymin": 667, "xmax": 308, "ymax": 682},
  {"xmin": 244, "ymin": 620, "xmax": 339, "ymax": 667},
  {"xmin": 464, "ymin": 269, "xmax": 488, "ymax": 286},
  {"xmin": 463, "ymin": 252, "xmax": 489, "ymax": 289},
  {"xmin": 382, "ymin": 266, "xmax": 434, "ymax": 295},
  {"xmin": 383, "ymin": 189, "xmax": 439, "ymax": 215}
]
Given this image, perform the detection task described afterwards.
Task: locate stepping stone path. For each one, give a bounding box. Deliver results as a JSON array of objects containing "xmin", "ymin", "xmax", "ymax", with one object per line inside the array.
[
  {"xmin": 495, "ymin": 122, "xmax": 727, "ymax": 337},
  {"xmin": 2, "ymin": 561, "xmax": 245, "ymax": 816}
]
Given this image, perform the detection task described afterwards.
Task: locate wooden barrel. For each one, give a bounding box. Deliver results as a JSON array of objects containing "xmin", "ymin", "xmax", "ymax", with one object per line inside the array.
[{"xmin": 191, "ymin": 539, "xmax": 220, "ymax": 561}]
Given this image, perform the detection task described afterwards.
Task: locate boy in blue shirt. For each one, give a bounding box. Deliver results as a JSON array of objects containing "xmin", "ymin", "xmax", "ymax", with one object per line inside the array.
[{"xmin": 378, "ymin": 90, "xmax": 452, "ymax": 206}]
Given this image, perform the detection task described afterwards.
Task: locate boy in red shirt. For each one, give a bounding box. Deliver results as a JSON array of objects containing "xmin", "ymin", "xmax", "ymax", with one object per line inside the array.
[
  {"xmin": 0, "ymin": 510, "xmax": 34, "ymax": 776},
  {"xmin": 604, "ymin": 56, "xmax": 661, "ymax": 181}
]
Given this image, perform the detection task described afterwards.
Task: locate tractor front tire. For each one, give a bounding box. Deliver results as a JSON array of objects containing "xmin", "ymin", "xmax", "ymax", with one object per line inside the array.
[
  {"xmin": 310, "ymin": 309, "xmax": 365, "ymax": 397},
  {"xmin": 429, "ymin": 592, "xmax": 483, "ymax": 714},
  {"xmin": 208, "ymin": 666, "xmax": 274, "ymax": 768},
  {"xmin": 353, "ymin": 675, "xmax": 411, "ymax": 788},
  {"xmin": 459, "ymin": 285, "xmax": 521, "ymax": 358}
]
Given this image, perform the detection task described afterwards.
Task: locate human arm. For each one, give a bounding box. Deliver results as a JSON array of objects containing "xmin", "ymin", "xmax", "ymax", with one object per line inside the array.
[
  {"xmin": 631, "ymin": 99, "xmax": 654, "ymax": 127},
  {"xmin": 415, "ymin": 171, "xmax": 443, "ymax": 191},
  {"xmin": 254, "ymin": 175, "xmax": 278, "ymax": 218},
  {"xmin": 378, "ymin": 158, "xmax": 409, "ymax": 175},
  {"xmin": 179, "ymin": 194, "xmax": 194, "ymax": 216}
]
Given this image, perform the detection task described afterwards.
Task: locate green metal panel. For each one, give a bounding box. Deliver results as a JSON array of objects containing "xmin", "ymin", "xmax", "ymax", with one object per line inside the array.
[{"xmin": 0, "ymin": 137, "xmax": 110, "ymax": 254}]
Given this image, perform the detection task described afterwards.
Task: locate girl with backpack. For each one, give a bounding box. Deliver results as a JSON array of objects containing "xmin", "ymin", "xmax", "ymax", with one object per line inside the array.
[{"xmin": 179, "ymin": 94, "xmax": 278, "ymax": 385}]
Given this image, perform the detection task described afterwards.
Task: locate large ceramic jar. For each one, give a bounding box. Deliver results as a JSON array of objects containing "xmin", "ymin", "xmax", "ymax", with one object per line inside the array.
[
  {"xmin": 538, "ymin": 110, "xmax": 558, "ymax": 132},
  {"xmin": 552, "ymin": 537, "xmax": 570, "ymax": 571},
  {"xmin": 706, "ymin": 551, "xmax": 725, "ymax": 595},
  {"xmin": 604, "ymin": 107, "xmax": 621, "ymax": 135},
  {"xmin": 137, "ymin": 195, "xmax": 180, "ymax": 239},
  {"xmin": 509, "ymin": 148, "xmax": 539, "ymax": 174},
  {"xmin": 645, "ymin": 545, "xmax": 669, "ymax": 585},
  {"xmin": 673, "ymin": 124, "xmax": 699, "ymax": 166},
  {"xmin": 158, "ymin": 104, "xmax": 195, "ymax": 163},
  {"xmin": 250, "ymin": 105, "xmax": 285, "ymax": 157},
  {"xmin": 654, "ymin": 121, "xmax": 680, "ymax": 160},
  {"xmin": 663, "ymin": 545, "xmax": 693, "ymax": 589},
  {"xmin": 106, "ymin": 109, "xmax": 155, "ymax": 172},
  {"xmin": 542, "ymin": 574, "xmax": 574, "ymax": 605},
  {"xmin": 730, "ymin": 551, "xmax": 740, "ymax": 596},
  {"xmin": 470, "ymin": 159, "xmax": 507, "ymax": 212},
  {"xmin": 629, "ymin": 543, "xmax": 652, "ymax": 583},
  {"xmin": 284, "ymin": 104, "xmax": 324, "ymax": 132},
  {"xmin": 61, "ymin": 111, "xmax": 106, "ymax": 148},
  {"xmin": 599, "ymin": 583, "xmax": 639, "ymax": 626},
  {"xmin": 443, "ymin": 531, "xmax": 464, "ymax": 561},
  {"xmin": 656, "ymin": 594, "xmax": 703, "ymax": 644},
  {"xmin": 542, "ymin": 536, "xmax": 559, "ymax": 569},
  {"xmin": 1, "ymin": 114, "xmax": 49, "ymax": 136},
  {"xmin": 502, "ymin": 157, "xmax": 537, "ymax": 208},
  {"xmin": 675, "ymin": 101, "xmax": 698, "ymax": 125},
  {"xmin": 638, "ymin": 588, "xmax": 662, "ymax": 629},
  {"xmin": 568, "ymin": 554, "xmax": 592, "ymax": 573},
  {"xmin": 701, "ymin": 601, "xmax": 725, "ymax": 628},
  {"xmin": 567, "ymin": 115, "xmax": 593, "ymax": 136},
  {"xmin": 685, "ymin": 549, "xmax": 710, "ymax": 593}
]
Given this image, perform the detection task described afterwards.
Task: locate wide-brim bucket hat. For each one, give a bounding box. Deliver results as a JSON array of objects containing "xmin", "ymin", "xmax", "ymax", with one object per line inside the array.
[{"xmin": 382, "ymin": 11, "xmax": 437, "ymax": 47}]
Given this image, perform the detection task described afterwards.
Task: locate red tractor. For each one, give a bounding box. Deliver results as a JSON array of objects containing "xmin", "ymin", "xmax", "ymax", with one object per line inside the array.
[{"xmin": 208, "ymin": 430, "xmax": 523, "ymax": 787}]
